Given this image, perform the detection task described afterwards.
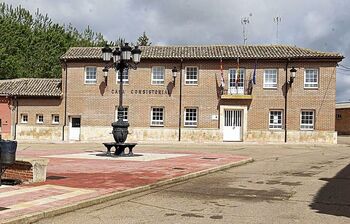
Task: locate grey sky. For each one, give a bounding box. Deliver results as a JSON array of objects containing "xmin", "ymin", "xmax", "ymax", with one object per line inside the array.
[{"xmin": 5, "ymin": 0, "xmax": 350, "ymax": 102}]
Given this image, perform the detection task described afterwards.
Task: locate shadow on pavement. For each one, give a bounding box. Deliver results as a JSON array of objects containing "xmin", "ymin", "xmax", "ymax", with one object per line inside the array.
[{"xmin": 310, "ymin": 163, "xmax": 350, "ymax": 217}]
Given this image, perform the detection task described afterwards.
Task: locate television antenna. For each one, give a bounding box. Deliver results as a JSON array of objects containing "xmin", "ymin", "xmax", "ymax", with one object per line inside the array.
[
  {"xmin": 273, "ymin": 16, "xmax": 282, "ymax": 44},
  {"xmin": 241, "ymin": 16, "xmax": 250, "ymax": 45}
]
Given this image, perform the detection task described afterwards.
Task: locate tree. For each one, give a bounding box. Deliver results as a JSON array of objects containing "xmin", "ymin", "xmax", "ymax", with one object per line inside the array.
[
  {"xmin": 0, "ymin": 3, "xmax": 108, "ymax": 79},
  {"xmin": 136, "ymin": 31, "xmax": 151, "ymax": 46}
]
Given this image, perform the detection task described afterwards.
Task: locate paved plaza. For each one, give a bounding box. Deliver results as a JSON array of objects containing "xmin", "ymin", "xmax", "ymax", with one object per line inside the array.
[
  {"xmin": 21, "ymin": 137, "xmax": 350, "ymax": 223},
  {"xmin": 0, "ymin": 143, "xmax": 251, "ymax": 223}
]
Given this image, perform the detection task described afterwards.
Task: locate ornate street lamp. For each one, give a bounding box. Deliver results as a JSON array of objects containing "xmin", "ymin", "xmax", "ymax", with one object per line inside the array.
[{"xmin": 102, "ymin": 43, "xmax": 141, "ymax": 143}]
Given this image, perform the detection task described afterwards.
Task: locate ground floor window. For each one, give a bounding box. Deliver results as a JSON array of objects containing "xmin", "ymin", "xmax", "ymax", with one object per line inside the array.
[
  {"xmin": 21, "ymin": 113, "xmax": 28, "ymax": 123},
  {"xmin": 300, "ymin": 110, "xmax": 314, "ymax": 130},
  {"xmin": 151, "ymin": 107, "xmax": 164, "ymax": 126},
  {"xmin": 52, "ymin": 114, "xmax": 59, "ymax": 124},
  {"xmin": 36, "ymin": 114, "xmax": 44, "ymax": 124},
  {"xmin": 269, "ymin": 110, "xmax": 283, "ymax": 129},
  {"xmin": 115, "ymin": 107, "xmax": 128, "ymax": 121},
  {"xmin": 184, "ymin": 108, "xmax": 198, "ymax": 127}
]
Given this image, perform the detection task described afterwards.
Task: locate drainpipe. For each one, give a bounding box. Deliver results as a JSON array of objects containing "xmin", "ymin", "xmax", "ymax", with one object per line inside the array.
[
  {"xmin": 13, "ymin": 96, "xmax": 18, "ymax": 140},
  {"xmin": 62, "ymin": 59, "xmax": 68, "ymax": 141},
  {"xmin": 178, "ymin": 58, "xmax": 183, "ymax": 141},
  {"xmin": 284, "ymin": 59, "xmax": 290, "ymax": 143}
]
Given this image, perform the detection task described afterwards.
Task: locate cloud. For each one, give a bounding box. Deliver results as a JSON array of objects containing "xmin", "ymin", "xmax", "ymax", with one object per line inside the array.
[{"xmin": 4, "ymin": 0, "xmax": 350, "ymax": 101}]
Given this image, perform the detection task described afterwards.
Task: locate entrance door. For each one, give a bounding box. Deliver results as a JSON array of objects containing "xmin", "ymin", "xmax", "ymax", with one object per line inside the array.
[
  {"xmin": 69, "ymin": 116, "xmax": 81, "ymax": 141},
  {"xmin": 223, "ymin": 109, "xmax": 242, "ymax": 141},
  {"xmin": 228, "ymin": 69, "xmax": 244, "ymax": 94}
]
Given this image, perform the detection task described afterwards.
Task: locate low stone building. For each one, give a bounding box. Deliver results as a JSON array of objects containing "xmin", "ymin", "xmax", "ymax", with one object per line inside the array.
[
  {"xmin": 0, "ymin": 45, "xmax": 344, "ymax": 143},
  {"xmin": 336, "ymin": 102, "xmax": 350, "ymax": 135}
]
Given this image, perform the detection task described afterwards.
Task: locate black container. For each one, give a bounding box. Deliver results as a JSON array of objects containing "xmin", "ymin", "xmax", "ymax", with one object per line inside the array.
[{"xmin": 0, "ymin": 140, "xmax": 17, "ymax": 165}]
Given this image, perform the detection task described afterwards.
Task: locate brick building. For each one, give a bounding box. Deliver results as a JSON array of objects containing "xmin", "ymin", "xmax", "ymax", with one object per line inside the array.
[
  {"xmin": 336, "ymin": 102, "xmax": 350, "ymax": 135},
  {"xmin": 0, "ymin": 78, "xmax": 62, "ymax": 141},
  {"xmin": 0, "ymin": 45, "xmax": 344, "ymax": 143}
]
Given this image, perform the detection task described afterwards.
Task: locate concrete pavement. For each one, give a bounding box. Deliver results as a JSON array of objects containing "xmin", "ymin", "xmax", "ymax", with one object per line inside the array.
[{"xmin": 32, "ymin": 139, "xmax": 350, "ymax": 224}]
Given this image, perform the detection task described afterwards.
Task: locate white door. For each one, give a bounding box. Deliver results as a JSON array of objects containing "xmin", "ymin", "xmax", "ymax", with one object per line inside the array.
[
  {"xmin": 223, "ymin": 109, "xmax": 242, "ymax": 141},
  {"xmin": 69, "ymin": 116, "xmax": 81, "ymax": 141},
  {"xmin": 228, "ymin": 69, "xmax": 245, "ymax": 94}
]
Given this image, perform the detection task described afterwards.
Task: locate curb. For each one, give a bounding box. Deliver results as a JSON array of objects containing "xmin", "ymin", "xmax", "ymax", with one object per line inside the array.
[{"xmin": 2, "ymin": 157, "xmax": 253, "ymax": 224}]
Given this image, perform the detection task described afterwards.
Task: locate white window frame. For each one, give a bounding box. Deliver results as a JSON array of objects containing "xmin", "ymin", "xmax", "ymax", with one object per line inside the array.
[
  {"xmin": 52, "ymin": 114, "xmax": 59, "ymax": 124},
  {"xmin": 84, "ymin": 66, "xmax": 97, "ymax": 84},
  {"xmin": 300, "ymin": 110, "xmax": 315, "ymax": 130},
  {"xmin": 269, "ymin": 110, "xmax": 283, "ymax": 130},
  {"xmin": 151, "ymin": 66, "xmax": 165, "ymax": 85},
  {"xmin": 304, "ymin": 69, "xmax": 318, "ymax": 89},
  {"xmin": 36, "ymin": 114, "xmax": 44, "ymax": 124},
  {"xmin": 185, "ymin": 66, "xmax": 198, "ymax": 85},
  {"xmin": 263, "ymin": 69, "xmax": 278, "ymax": 89},
  {"xmin": 21, "ymin": 113, "xmax": 28, "ymax": 124},
  {"xmin": 151, "ymin": 107, "xmax": 164, "ymax": 126},
  {"xmin": 116, "ymin": 68, "xmax": 129, "ymax": 84},
  {"xmin": 184, "ymin": 108, "xmax": 198, "ymax": 127},
  {"xmin": 115, "ymin": 106, "xmax": 128, "ymax": 121}
]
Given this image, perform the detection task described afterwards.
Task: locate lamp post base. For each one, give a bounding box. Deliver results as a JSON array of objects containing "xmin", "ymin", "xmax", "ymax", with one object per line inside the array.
[{"xmin": 112, "ymin": 119, "xmax": 129, "ymax": 144}]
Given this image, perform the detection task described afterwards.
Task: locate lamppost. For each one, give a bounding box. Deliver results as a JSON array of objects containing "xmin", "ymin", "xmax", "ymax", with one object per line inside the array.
[
  {"xmin": 284, "ymin": 66, "xmax": 297, "ymax": 143},
  {"xmin": 101, "ymin": 43, "xmax": 141, "ymax": 143},
  {"xmin": 172, "ymin": 67, "xmax": 178, "ymax": 86}
]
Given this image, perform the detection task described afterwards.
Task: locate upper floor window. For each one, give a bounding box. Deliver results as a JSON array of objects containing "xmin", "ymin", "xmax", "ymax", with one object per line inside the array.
[
  {"xmin": 52, "ymin": 114, "xmax": 59, "ymax": 124},
  {"xmin": 21, "ymin": 114, "xmax": 28, "ymax": 124},
  {"xmin": 116, "ymin": 68, "xmax": 129, "ymax": 84},
  {"xmin": 185, "ymin": 66, "xmax": 198, "ymax": 85},
  {"xmin": 184, "ymin": 108, "xmax": 198, "ymax": 127},
  {"xmin": 115, "ymin": 106, "xmax": 128, "ymax": 121},
  {"xmin": 151, "ymin": 107, "xmax": 164, "ymax": 126},
  {"xmin": 336, "ymin": 114, "xmax": 342, "ymax": 120},
  {"xmin": 152, "ymin": 66, "xmax": 165, "ymax": 85},
  {"xmin": 300, "ymin": 110, "xmax": 315, "ymax": 130},
  {"xmin": 85, "ymin": 67, "xmax": 97, "ymax": 84},
  {"xmin": 269, "ymin": 110, "xmax": 283, "ymax": 129},
  {"xmin": 36, "ymin": 114, "xmax": 44, "ymax": 124},
  {"xmin": 304, "ymin": 69, "xmax": 318, "ymax": 88},
  {"xmin": 264, "ymin": 69, "xmax": 277, "ymax": 88}
]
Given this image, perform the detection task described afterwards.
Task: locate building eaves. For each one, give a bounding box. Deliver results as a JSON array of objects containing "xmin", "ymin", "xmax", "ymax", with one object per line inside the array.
[{"xmin": 60, "ymin": 45, "xmax": 344, "ymax": 61}]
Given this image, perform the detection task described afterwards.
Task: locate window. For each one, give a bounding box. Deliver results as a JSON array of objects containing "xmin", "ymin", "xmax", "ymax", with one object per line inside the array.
[
  {"xmin": 184, "ymin": 108, "xmax": 198, "ymax": 127},
  {"xmin": 52, "ymin": 114, "xmax": 59, "ymax": 124},
  {"xmin": 85, "ymin": 67, "xmax": 97, "ymax": 84},
  {"xmin": 185, "ymin": 67, "xmax": 198, "ymax": 85},
  {"xmin": 21, "ymin": 114, "xmax": 28, "ymax": 124},
  {"xmin": 151, "ymin": 66, "xmax": 165, "ymax": 85},
  {"xmin": 304, "ymin": 69, "xmax": 318, "ymax": 88},
  {"xmin": 300, "ymin": 110, "xmax": 314, "ymax": 130},
  {"xmin": 269, "ymin": 110, "xmax": 283, "ymax": 129},
  {"xmin": 36, "ymin": 114, "xmax": 44, "ymax": 124},
  {"xmin": 116, "ymin": 68, "xmax": 129, "ymax": 84},
  {"xmin": 151, "ymin": 107, "xmax": 164, "ymax": 126},
  {"xmin": 336, "ymin": 114, "xmax": 342, "ymax": 120},
  {"xmin": 115, "ymin": 107, "xmax": 128, "ymax": 121},
  {"xmin": 264, "ymin": 69, "xmax": 277, "ymax": 88}
]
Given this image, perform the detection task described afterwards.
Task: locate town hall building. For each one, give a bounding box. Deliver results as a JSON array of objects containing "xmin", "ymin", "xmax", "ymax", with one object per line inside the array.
[{"xmin": 0, "ymin": 45, "xmax": 344, "ymax": 143}]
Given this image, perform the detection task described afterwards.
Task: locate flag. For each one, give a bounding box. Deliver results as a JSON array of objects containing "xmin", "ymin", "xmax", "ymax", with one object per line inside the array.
[
  {"xmin": 252, "ymin": 59, "xmax": 257, "ymax": 85},
  {"xmin": 220, "ymin": 58, "xmax": 225, "ymax": 87},
  {"xmin": 235, "ymin": 58, "xmax": 240, "ymax": 87}
]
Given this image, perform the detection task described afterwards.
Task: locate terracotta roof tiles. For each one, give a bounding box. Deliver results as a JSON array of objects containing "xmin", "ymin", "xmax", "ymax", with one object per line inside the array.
[{"xmin": 0, "ymin": 78, "xmax": 62, "ymax": 97}]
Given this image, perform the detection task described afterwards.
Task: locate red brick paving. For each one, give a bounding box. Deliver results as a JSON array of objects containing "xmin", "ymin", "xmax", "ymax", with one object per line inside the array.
[{"xmin": 0, "ymin": 147, "xmax": 250, "ymax": 223}]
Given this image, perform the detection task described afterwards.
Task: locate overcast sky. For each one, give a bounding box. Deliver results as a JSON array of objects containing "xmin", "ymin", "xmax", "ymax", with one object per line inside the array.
[{"xmin": 5, "ymin": 0, "xmax": 350, "ymax": 102}]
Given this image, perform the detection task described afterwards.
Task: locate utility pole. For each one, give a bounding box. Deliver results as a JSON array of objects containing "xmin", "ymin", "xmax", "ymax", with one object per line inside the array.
[
  {"xmin": 241, "ymin": 17, "xmax": 250, "ymax": 45},
  {"xmin": 273, "ymin": 16, "xmax": 281, "ymax": 44}
]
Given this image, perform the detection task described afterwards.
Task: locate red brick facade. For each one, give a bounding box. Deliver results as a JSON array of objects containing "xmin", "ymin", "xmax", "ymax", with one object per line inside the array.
[{"xmin": 0, "ymin": 96, "xmax": 11, "ymax": 139}]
